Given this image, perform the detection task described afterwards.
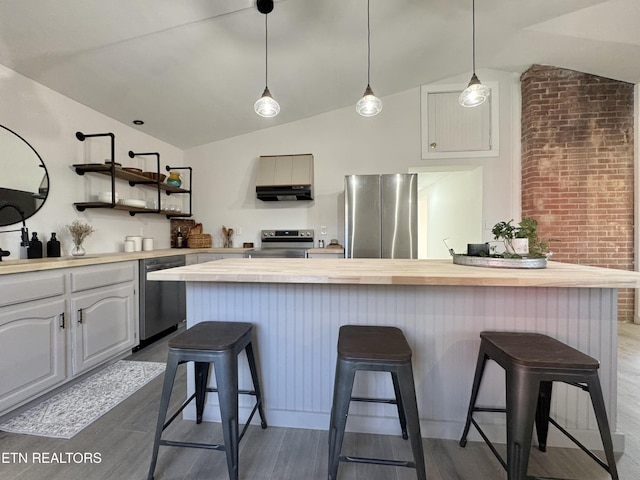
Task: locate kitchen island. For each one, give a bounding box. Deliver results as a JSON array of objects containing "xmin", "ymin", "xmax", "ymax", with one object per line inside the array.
[{"xmin": 148, "ymin": 258, "xmax": 640, "ymax": 451}]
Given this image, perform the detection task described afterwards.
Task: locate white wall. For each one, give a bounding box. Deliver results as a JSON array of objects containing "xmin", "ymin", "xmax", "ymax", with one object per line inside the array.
[
  {"xmin": 186, "ymin": 68, "xmax": 521, "ymax": 249},
  {"xmin": 0, "ymin": 64, "xmax": 184, "ymax": 257}
]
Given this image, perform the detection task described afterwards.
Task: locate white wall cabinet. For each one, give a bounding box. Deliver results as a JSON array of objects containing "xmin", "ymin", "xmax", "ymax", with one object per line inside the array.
[
  {"xmin": 0, "ymin": 261, "xmax": 138, "ymax": 416},
  {"xmin": 421, "ymin": 82, "xmax": 499, "ymax": 159}
]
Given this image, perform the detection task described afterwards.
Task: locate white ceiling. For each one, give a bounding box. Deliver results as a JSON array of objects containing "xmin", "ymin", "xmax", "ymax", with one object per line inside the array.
[{"xmin": 0, "ymin": 0, "xmax": 637, "ymax": 149}]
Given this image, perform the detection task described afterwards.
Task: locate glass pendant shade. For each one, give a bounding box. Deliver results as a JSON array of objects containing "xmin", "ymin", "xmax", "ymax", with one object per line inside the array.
[
  {"xmin": 459, "ymin": 74, "xmax": 490, "ymax": 107},
  {"xmin": 356, "ymin": 85, "xmax": 382, "ymax": 117},
  {"xmin": 254, "ymin": 86, "xmax": 280, "ymax": 117}
]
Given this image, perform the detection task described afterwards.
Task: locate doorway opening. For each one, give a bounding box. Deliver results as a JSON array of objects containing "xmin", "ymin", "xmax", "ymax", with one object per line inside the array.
[{"xmin": 412, "ymin": 166, "xmax": 483, "ymax": 259}]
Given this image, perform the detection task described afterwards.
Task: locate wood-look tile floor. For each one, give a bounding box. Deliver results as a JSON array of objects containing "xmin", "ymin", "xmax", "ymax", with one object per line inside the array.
[{"xmin": 1, "ymin": 323, "xmax": 639, "ymax": 480}]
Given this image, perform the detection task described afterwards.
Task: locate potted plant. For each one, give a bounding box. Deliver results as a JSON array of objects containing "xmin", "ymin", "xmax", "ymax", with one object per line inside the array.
[{"xmin": 491, "ymin": 218, "xmax": 547, "ymax": 258}]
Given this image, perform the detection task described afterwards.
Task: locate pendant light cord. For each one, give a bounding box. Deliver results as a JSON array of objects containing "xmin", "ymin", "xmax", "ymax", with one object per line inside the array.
[
  {"xmin": 471, "ymin": 0, "xmax": 476, "ymax": 75},
  {"xmin": 264, "ymin": 14, "xmax": 269, "ymax": 87},
  {"xmin": 366, "ymin": 0, "xmax": 371, "ymax": 86}
]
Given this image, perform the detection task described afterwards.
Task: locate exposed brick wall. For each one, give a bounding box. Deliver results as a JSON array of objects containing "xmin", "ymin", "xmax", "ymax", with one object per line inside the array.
[{"xmin": 520, "ymin": 65, "xmax": 635, "ymax": 322}]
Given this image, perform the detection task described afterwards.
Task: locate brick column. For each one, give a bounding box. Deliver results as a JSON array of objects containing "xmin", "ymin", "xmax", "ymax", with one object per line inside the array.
[{"xmin": 520, "ymin": 65, "xmax": 635, "ymax": 321}]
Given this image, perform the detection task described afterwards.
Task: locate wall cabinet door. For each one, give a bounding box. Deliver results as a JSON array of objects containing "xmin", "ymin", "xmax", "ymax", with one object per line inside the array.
[
  {"xmin": 70, "ymin": 283, "xmax": 135, "ymax": 375},
  {"xmin": 0, "ymin": 299, "xmax": 66, "ymax": 415},
  {"xmin": 420, "ymin": 82, "xmax": 499, "ymax": 159}
]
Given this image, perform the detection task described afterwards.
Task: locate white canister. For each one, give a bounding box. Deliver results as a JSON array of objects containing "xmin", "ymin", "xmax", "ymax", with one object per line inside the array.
[
  {"xmin": 125, "ymin": 235, "xmax": 142, "ymax": 251},
  {"xmin": 142, "ymin": 238, "xmax": 154, "ymax": 251},
  {"xmin": 123, "ymin": 240, "xmax": 135, "ymax": 253}
]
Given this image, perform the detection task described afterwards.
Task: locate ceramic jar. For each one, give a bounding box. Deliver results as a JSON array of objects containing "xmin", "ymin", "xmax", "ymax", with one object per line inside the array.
[{"xmin": 167, "ymin": 171, "xmax": 182, "ymax": 187}]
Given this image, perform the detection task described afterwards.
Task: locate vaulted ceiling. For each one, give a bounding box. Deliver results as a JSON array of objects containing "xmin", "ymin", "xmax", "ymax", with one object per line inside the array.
[{"xmin": 0, "ymin": 0, "xmax": 637, "ymax": 149}]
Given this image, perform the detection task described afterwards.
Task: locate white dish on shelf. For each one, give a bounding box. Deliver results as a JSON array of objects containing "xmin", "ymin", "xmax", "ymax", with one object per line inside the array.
[
  {"xmin": 98, "ymin": 191, "xmax": 119, "ymax": 203},
  {"xmin": 118, "ymin": 198, "xmax": 146, "ymax": 209}
]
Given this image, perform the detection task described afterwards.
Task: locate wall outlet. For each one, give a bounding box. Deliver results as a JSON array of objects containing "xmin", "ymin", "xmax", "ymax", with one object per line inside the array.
[
  {"xmin": 236, "ymin": 227, "xmax": 242, "ymax": 235},
  {"xmin": 320, "ymin": 225, "xmax": 327, "ymax": 235}
]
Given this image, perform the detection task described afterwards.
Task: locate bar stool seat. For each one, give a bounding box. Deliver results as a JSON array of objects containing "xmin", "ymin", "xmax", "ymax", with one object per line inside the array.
[
  {"xmin": 459, "ymin": 331, "xmax": 618, "ymax": 480},
  {"xmin": 148, "ymin": 321, "xmax": 267, "ymax": 480},
  {"xmin": 328, "ymin": 325, "xmax": 426, "ymax": 480}
]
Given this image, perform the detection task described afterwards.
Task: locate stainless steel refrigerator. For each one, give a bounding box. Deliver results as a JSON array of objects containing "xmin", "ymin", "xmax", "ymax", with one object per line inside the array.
[{"xmin": 344, "ymin": 173, "xmax": 418, "ymax": 258}]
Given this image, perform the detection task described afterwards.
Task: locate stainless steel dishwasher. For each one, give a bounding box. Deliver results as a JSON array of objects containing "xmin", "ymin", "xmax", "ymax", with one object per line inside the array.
[{"xmin": 137, "ymin": 255, "xmax": 186, "ymax": 349}]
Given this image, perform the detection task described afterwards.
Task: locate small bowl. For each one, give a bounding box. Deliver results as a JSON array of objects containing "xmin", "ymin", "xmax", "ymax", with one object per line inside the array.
[
  {"xmin": 141, "ymin": 171, "xmax": 167, "ymax": 182},
  {"xmin": 122, "ymin": 167, "xmax": 143, "ymax": 174}
]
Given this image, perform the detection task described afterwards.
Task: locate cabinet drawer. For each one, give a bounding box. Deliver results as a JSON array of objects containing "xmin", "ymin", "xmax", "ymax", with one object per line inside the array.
[
  {"xmin": 0, "ymin": 271, "xmax": 65, "ymax": 308},
  {"xmin": 70, "ymin": 262, "xmax": 136, "ymax": 292}
]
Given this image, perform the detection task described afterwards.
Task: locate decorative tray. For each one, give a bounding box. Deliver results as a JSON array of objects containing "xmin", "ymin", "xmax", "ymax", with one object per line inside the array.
[{"xmin": 452, "ymin": 254, "xmax": 547, "ymax": 269}]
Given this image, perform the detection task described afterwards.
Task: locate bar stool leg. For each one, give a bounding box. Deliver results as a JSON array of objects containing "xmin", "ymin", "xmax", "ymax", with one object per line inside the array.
[
  {"xmin": 397, "ymin": 363, "xmax": 427, "ymax": 480},
  {"xmin": 586, "ymin": 374, "xmax": 619, "ymax": 480},
  {"xmin": 245, "ymin": 341, "xmax": 268, "ymax": 428},
  {"xmin": 328, "ymin": 361, "xmax": 356, "ymax": 480},
  {"xmin": 148, "ymin": 350, "xmax": 180, "ymax": 480},
  {"xmin": 194, "ymin": 362, "xmax": 210, "ymax": 424},
  {"xmin": 459, "ymin": 348, "xmax": 489, "ymax": 447},
  {"xmin": 391, "ymin": 372, "xmax": 409, "ymax": 440},
  {"xmin": 505, "ymin": 368, "xmax": 539, "ymax": 480},
  {"xmin": 534, "ymin": 381, "xmax": 553, "ymax": 452},
  {"xmin": 214, "ymin": 353, "xmax": 240, "ymax": 480}
]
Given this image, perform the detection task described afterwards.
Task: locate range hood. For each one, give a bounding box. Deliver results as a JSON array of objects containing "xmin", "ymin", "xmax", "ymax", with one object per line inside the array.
[{"xmin": 256, "ymin": 154, "xmax": 314, "ymax": 201}]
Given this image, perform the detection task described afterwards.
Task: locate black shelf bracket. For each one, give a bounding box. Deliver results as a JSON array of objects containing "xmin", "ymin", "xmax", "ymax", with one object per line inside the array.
[
  {"xmin": 128, "ymin": 151, "xmax": 161, "ymax": 214},
  {"xmin": 165, "ymin": 166, "xmax": 193, "ymax": 218},
  {"xmin": 76, "ymin": 131, "xmax": 116, "ymax": 207}
]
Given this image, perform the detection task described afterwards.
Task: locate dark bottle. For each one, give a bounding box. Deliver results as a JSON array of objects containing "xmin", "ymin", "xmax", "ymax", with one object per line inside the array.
[
  {"xmin": 47, "ymin": 232, "xmax": 61, "ymax": 257},
  {"xmin": 176, "ymin": 227, "xmax": 184, "ymax": 248},
  {"xmin": 28, "ymin": 232, "xmax": 43, "ymax": 259}
]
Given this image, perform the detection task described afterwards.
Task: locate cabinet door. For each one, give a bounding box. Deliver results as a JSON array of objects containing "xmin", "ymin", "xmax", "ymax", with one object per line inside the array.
[
  {"xmin": 0, "ymin": 299, "xmax": 66, "ymax": 415},
  {"xmin": 420, "ymin": 82, "xmax": 499, "ymax": 159},
  {"xmin": 70, "ymin": 283, "xmax": 135, "ymax": 375}
]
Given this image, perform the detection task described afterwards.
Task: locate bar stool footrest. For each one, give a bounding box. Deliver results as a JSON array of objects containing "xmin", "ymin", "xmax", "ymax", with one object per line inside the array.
[
  {"xmin": 350, "ymin": 396, "xmax": 398, "ymax": 405},
  {"xmin": 547, "ymin": 417, "xmax": 611, "ymax": 473},
  {"xmin": 159, "ymin": 439, "xmax": 225, "ymax": 451},
  {"xmin": 339, "ymin": 455, "xmax": 416, "ymax": 469}
]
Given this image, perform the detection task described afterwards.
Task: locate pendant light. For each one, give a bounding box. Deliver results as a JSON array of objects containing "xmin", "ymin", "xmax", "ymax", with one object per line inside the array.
[
  {"xmin": 356, "ymin": 0, "xmax": 382, "ymax": 117},
  {"xmin": 254, "ymin": 0, "xmax": 280, "ymax": 117},
  {"xmin": 459, "ymin": 0, "xmax": 490, "ymax": 108}
]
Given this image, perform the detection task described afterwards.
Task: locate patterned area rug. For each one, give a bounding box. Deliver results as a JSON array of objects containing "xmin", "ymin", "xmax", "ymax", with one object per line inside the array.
[{"xmin": 0, "ymin": 360, "xmax": 165, "ymax": 439}]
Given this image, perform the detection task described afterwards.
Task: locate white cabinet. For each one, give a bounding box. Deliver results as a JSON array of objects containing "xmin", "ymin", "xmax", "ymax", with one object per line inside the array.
[
  {"xmin": 69, "ymin": 262, "xmax": 137, "ymax": 375},
  {"xmin": 196, "ymin": 252, "xmax": 246, "ymax": 263},
  {"xmin": 70, "ymin": 283, "xmax": 135, "ymax": 375},
  {"xmin": 0, "ymin": 261, "xmax": 137, "ymax": 416},
  {"xmin": 420, "ymin": 82, "xmax": 499, "ymax": 159},
  {"xmin": 0, "ymin": 298, "xmax": 66, "ymax": 414}
]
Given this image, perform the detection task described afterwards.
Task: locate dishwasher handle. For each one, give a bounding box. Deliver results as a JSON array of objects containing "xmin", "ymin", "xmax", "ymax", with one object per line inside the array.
[{"xmin": 146, "ymin": 261, "xmax": 185, "ymax": 272}]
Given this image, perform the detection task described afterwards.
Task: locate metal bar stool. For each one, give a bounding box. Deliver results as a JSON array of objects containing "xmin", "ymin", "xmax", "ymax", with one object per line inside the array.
[
  {"xmin": 148, "ymin": 321, "xmax": 267, "ymax": 480},
  {"xmin": 459, "ymin": 331, "xmax": 618, "ymax": 480},
  {"xmin": 328, "ymin": 325, "xmax": 427, "ymax": 480}
]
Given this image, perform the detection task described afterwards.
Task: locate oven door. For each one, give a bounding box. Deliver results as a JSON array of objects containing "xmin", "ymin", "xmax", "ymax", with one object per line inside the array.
[{"xmin": 246, "ymin": 248, "xmax": 307, "ymax": 258}]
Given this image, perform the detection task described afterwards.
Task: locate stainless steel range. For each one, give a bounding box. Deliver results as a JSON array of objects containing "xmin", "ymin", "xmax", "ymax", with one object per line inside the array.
[{"xmin": 246, "ymin": 229, "xmax": 314, "ymax": 258}]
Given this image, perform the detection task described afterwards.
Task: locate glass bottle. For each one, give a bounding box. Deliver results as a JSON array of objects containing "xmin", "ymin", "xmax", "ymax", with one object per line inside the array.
[{"xmin": 47, "ymin": 232, "xmax": 61, "ymax": 257}]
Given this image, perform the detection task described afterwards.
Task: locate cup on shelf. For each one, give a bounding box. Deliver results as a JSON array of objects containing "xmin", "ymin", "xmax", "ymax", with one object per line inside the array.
[{"xmin": 124, "ymin": 240, "xmax": 135, "ymax": 253}]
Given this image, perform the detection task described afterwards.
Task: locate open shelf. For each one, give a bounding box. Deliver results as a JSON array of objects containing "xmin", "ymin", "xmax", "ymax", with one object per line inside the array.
[{"xmin": 73, "ymin": 163, "xmax": 190, "ymax": 194}]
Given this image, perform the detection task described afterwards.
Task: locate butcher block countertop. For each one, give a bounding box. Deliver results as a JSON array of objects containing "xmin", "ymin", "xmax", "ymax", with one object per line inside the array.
[
  {"xmin": 147, "ymin": 258, "xmax": 640, "ymax": 288},
  {"xmin": 0, "ymin": 248, "xmax": 250, "ymax": 275}
]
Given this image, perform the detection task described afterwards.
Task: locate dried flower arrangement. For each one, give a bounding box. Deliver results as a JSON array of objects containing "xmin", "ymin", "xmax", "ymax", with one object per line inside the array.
[{"xmin": 67, "ymin": 220, "xmax": 94, "ymax": 246}]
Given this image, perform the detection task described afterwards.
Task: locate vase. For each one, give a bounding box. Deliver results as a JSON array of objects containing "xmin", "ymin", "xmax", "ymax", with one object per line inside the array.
[
  {"xmin": 167, "ymin": 171, "xmax": 182, "ymax": 187},
  {"xmin": 71, "ymin": 243, "xmax": 86, "ymax": 256},
  {"xmin": 505, "ymin": 238, "xmax": 529, "ymax": 255}
]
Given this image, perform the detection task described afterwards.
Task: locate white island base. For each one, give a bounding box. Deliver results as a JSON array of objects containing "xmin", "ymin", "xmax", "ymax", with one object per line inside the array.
[{"xmin": 182, "ymin": 280, "xmax": 621, "ymax": 451}]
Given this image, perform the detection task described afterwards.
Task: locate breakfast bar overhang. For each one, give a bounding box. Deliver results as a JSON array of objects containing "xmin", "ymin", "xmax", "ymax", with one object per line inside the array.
[{"xmin": 148, "ymin": 258, "xmax": 640, "ymax": 452}]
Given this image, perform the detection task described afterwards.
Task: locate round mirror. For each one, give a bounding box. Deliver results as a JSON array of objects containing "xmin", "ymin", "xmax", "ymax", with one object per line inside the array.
[{"xmin": 0, "ymin": 125, "xmax": 49, "ymax": 227}]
